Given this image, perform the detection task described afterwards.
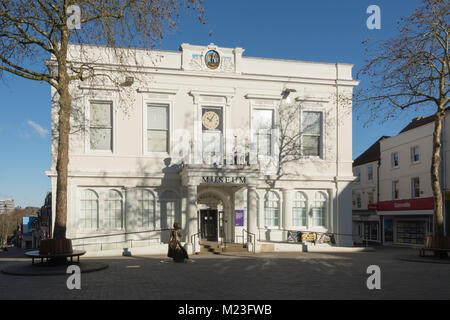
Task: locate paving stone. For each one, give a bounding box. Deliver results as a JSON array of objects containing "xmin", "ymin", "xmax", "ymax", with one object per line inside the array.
[{"xmin": 0, "ymin": 246, "xmax": 449, "ymax": 299}]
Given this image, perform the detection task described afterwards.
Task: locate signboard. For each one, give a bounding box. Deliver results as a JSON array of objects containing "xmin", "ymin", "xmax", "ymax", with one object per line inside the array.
[
  {"xmin": 235, "ymin": 210, "xmax": 244, "ymax": 227},
  {"xmin": 22, "ymin": 217, "xmax": 37, "ymax": 236},
  {"xmin": 301, "ymin": 233, "xmax": 316, "ymax": 242},
  {"xmin": 202, "ymin": 176, "xmax": 246, "ymax": 184},
  {"xmin": 377, "ymin": 197, "xmax": 434, "ymax": 212}
]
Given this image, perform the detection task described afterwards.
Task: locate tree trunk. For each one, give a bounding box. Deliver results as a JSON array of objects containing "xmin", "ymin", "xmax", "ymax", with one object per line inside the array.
[
  {"xmin": 431, "ymin": 109, "xmax": 445, "ymax": 238},
  {"xmin": 53, "ymin": 84, "xmax": 72, "ymax": 240},
  {"xmin": 53, "ymin": 27, "xmax": 71, "ymax": 240}
]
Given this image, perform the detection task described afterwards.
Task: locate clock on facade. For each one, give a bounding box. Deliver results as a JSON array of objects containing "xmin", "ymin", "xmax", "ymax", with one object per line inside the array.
[{"xmin": 202, "ymin": 111, "xmax": 220, "ymax": 130}]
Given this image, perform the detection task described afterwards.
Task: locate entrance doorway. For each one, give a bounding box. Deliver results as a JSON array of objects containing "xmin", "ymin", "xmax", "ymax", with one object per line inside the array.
[{"xmin": 200, "ymin": 209, "xmax": 218, "ymax": 241}]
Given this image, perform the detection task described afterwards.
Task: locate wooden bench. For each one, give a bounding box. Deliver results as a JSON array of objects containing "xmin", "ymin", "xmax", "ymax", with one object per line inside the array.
[
  {"xmin": 418, "ymin": 247, "xmax": 450, "ymax": 258},
  {"xmin": 25, "ymin": 250, "xmax": 86, "ymax": 265}
]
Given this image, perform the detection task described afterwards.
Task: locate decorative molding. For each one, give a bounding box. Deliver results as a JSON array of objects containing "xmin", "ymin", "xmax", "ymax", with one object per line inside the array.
[
  {"xmin": 78, "ymin": 85, "xmax": 120, "ymax": 92},
  {"xmin": 245, "ymin": 93, "xmax": 282, "ymax": 100},
  {"xmin": 295, "ymin": 96, "xmax": 330, "ymax": 103},
  {"xmin": 137, "ymin": 87, "xmax": 179, "ymax": 95}
]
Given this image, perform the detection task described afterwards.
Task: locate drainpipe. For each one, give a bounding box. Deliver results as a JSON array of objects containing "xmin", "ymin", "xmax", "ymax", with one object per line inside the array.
[
  {"xmin": 377, "ymin": 158, "xmax": 382, "ymax": 245},
  {"xmin": 335, "ymin": 63, "xmax": 340, "ymax": 245}
]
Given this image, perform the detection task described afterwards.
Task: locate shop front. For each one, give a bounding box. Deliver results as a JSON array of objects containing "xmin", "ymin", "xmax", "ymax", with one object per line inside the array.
[{"xmin": 377, "ymin": 198, "xmax": 434, "ymax": 245}]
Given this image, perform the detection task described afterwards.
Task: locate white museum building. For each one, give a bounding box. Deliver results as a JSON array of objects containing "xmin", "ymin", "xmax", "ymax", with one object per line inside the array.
[{"xmin": 46, "ymin": 43, "xmax": 358, "ymax": 254}]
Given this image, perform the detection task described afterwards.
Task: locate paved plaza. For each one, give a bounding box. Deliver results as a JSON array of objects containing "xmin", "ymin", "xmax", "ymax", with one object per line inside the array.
[{"xmin": 0, "ymin": 246, "xmax": 449, "ymax": 300}]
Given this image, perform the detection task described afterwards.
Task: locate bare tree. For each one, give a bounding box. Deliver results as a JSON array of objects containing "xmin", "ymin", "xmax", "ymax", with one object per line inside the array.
[
  {"xmin": 0, "ymin": 0, "xmax": 204, "ymax": 242},
  {"xmin": 357, "ymin": 0, "xmax": 449, "ymax": 238}
]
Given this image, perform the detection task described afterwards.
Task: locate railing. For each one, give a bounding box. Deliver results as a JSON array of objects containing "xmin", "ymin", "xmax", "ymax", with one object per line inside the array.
[
  {"xmin": 190, "ymin": 232, "xmax": 201, "ymax": 253},
  {"xmin": 71, "ymin": 228, "xmax": 171, "ymax": 250},
  {"xmin": 256, "ymin": 227, "xmax": 355, "ymax": 246},
  {"xmin": 242, "ymin": 229, "xmax": 256, "ymax": 253},
  {"xmin": 199, "ymin": 151, "xmax": 256, "ymax": 166}
]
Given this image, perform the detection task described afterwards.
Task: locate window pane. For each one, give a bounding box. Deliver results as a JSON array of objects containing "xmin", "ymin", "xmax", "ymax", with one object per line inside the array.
[
  {"xmin": 303, "ymin": 136, "xmax": 320, "ymax": 156},
  {"xmin": 91, "ymin": 103, "xmax": 111, "ymax": 127},
  {"xmin": 264, "ymin": 191, "xmax": 279, "ymax": 227},
  {"xmin": 90, "ymin": 128, "xmax": 112, "ymax": 150},
  {"xmin": 256, "ymin": 132, "xmax": 271, "ymax": 156},
  {"xmin": 368, "ymin": 166, "xmax": 373, "ymax": 180},
  {"xmin": 105, "ymin": 190, "xmax": 122, "ymax": 229},
  {"xmin": 148, "ymin": 105, "xmax": 168, "ymax": 130},
  {"xmin": 292, "ymin": 207, "xmax": 307, "ymax": 227},
  {"xmin": 138, "ymin": 190, "xmax": 154, "ymax": 229},
  {"xmin": 203, "ymin": 131, "xmax": 222, "ymax": 154},
  {"xmin": 253, "ymin": 109, "xmax": 273, "ymax": 130},
  {"xmin": 147, "ymin": 130, "xmax": 168, "ymax": 152},
  {"xmin": 80, "ymin": 190, "xmax": 98, "ymax": 230},
  {"xmin": 303, "ymin": 112, "xmax": 321, "ymax": 135},
  {"xmin": 412, "ymin": 178, "xmax": 420, "ymax": 198},
  {"xmin": 312, "ymin": 207, "xmax": 325, "ymax": 227}
]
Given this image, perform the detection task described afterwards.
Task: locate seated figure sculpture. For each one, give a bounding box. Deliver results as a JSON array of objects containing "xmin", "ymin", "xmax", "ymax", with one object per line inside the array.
[{"xmin": 168, "ymin": 222, "xmax": 189, "ymax": 263}]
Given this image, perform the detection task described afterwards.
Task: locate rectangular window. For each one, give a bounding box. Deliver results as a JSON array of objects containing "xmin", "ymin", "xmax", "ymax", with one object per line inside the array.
[
  {"xmin": 393, "ymin": 181, "xmax": 399, "ymax": 200},
  {"xmin": 391, "ymin": 152, "xmax": 399, "ymax": 168},
  {"xmin": 90, "ymin": 102, "xmax": 112, "ymax": 151},
  {"xmin": 292, "ymin": 207, "xmax": 307, "ymax": 227},
  {"xmin": 355, "ymin": 168, "xmax": 361, "ymax": 183},
  {"xmin": 147, "ymin": 104, "xmax": 169, "ymax": 153},
  {"xmin": 368, "ymin": 192, "xmax": 374, "ymax": 205},
  {"xmin": 367, "ymin": 165, "xmax": 373, "ymax": 181},
  {"xmin": 396, "ymin": 221, "xmax": 426, "ymax": 245},
  {"xmin": 253, "ymin": 109, "xmax": 274, "ymax": 156},
  {"xmin": 302, "ymin": 111, "xmax": 322, "ymax": 157},
  {"xmin": 411, "ymin": 177, "xmax": 420, "ymax": 198},
  {"xmin": 312, "ymin": 207, "xmax": 325, "ymax": 227},
  {"xmin": 411, "ymin": 146, "xmax": 420, "ymax": 163},
  {"xmin": 356, "ymin": 194, "xmax": 362, "ymax": 208}
]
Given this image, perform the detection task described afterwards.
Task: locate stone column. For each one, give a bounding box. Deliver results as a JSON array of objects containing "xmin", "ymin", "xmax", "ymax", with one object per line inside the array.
[
  {"xmin": 185, "ymin": 184, "xmax": 198, "ymax": 254},
  {"xmin": 282, "ymin": 189, "xmax": 294, "ymax": 240},
  {"xmin": 247, "ymin": 185, "xmax": 258, "ymax": 252}
]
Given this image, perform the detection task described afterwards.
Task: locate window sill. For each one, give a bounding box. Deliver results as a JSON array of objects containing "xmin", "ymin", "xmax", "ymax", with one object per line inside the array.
[
  {"xmin": 75, "ymin": 229, "xmax": 125, "ymax": 236},
  {"xmin": 143, "ymin": 152, "xmax": 171, "ymax": 158},
  {"xmin": 263, "ymin": 226, "xmax": 282, "ymax": 230},
  {"xmin": 86, "ymin": 150, "xmax": 114, "ymax": 156},
  {"xmin": 300, "ymin": 155, "xmax": 323, "ymax": 160}
]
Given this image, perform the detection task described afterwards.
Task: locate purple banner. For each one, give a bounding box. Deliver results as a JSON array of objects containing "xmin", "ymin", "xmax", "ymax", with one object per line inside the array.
[{"xmin": 235, "ymin": 210, "xmax": 244, "ymax": 227}]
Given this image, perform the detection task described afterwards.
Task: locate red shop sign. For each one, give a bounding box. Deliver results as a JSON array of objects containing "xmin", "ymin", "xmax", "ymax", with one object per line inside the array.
[{"xmin": 376, "ymin": 198, "xmax": 434, "ymax": 211}]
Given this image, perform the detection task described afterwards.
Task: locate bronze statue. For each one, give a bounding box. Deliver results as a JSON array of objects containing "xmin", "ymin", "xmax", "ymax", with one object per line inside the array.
[{"xmin": 168, "ymin": 222, "xmax": 189, "ymax": 262}]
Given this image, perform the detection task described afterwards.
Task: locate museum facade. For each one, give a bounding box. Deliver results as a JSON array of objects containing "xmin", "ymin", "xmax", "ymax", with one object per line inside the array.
[{"xmin": 46, "ymin": 43, "xmax": 358, "ymax": 254}]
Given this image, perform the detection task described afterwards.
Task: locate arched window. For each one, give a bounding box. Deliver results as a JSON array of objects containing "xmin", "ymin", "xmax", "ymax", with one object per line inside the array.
[
  {"xmin": 292, "ymin": 192, "xmax": 307, "ymax": 227},
  {"xmin": 137, "ymin": 189, "xmax": 155, "ymax": 229},
  {"xmin": 161, "ymin": 190, "xmax": 180, "ymax": 229},
  {"xmin": 264, "ymin": 191, "xmax": 279, "ymax": 227},
  {"xmin": 80, "ymin": 190, "xmax": 98, "ymax": 230},
  {"xmin": 312, "ymin": 191, "xmax": 327, "ymax": 227},
  {"xmin": 105, "ymin": 190, "xmax": 123, "ymax": 229}
]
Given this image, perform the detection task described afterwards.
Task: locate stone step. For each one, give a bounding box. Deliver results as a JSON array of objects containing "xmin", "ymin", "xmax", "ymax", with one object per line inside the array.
[{"xmin": 199, "ymin": 242, "xmax": 247, "ymax": 254}]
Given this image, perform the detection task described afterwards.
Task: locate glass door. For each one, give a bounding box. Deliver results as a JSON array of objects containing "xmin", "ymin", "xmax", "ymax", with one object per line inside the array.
[{"xmin": 200, "ymin": 209, "xmax": 218, "ymax": 241}]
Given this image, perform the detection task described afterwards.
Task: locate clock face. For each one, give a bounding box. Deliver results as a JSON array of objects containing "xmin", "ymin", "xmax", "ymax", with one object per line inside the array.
[{"xmin": 202, "ymin": 111, "xmax": 220, "ymax": 130}]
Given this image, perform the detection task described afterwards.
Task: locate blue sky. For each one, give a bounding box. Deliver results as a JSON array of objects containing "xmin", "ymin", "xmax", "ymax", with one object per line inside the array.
[{"xmin": 0, "ymin": 0, "xmax": 432, "ymax": 207}]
